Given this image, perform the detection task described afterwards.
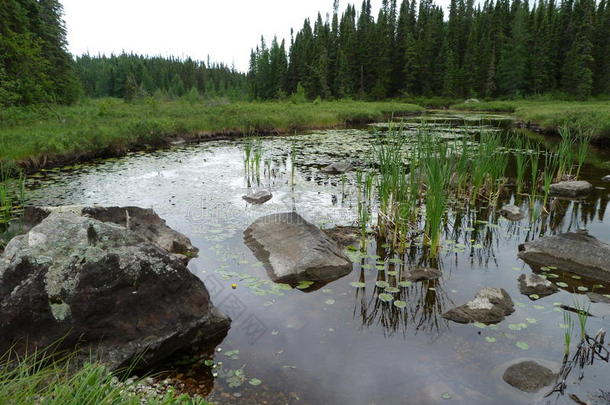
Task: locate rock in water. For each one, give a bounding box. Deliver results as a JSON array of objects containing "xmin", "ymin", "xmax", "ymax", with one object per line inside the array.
[
  {"xmin": 518, "ymin": 230, "xmax": 610, "ymax": 283},
  {"xmin": 322, "ymin": 162, "xmax": 352, "ymax": 174},
  {"xmin": 242, "ymin": 190, "xmax": 273, "ymax": 204},
  {"xmin": 602, "ymin": 175, "xmax": 610, "ymax": 182},
  {"xmin": 518, "ymin": 274, "xmax": 559, "ymax": 298},
  {"xmin": 244, "ymin": 212, "xmax": 352, "ymax": 284},
  {"xmin": 587, "ymin": 292, "xmax": 610, "ymax": 304},
  {"xmin": 549, "ymin": 180, "xmax": 594, "ymax": 197},
  {"xmin": 405, "ymin": 267, "xmax": 442, "ymax": 282},
  {"xmin": 442, "ymin": 288, "xmax": 514, "ymax": 324},
  {"xmin": 503, "ymin": 361, "xmax": 556, "ymax": 393},
  {"xmin": 500, "ymin": 204, "xmax": 524, "ymax": 221},
  {"xmin": 0, "ymin": 211, "xmax": 230, "ymax": 370}
]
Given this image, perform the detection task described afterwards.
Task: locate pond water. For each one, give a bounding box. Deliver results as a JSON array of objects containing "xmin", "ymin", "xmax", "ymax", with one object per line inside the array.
[{"xmin": 25, "ymin": 112, "xmax": 610, "ymax": 405}]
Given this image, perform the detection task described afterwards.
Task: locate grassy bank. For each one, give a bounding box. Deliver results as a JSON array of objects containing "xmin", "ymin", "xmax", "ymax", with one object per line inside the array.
[
  {"xmin": 451, "ymin": 100, "xmax": 610, "ymax": 140},
  {"xmin": 0, "ymin": 99, "xmax": 423, "ymax": 169},
  {"xmin": 0, "ymin": 353, "xmax": 207, "ymax": 405}
]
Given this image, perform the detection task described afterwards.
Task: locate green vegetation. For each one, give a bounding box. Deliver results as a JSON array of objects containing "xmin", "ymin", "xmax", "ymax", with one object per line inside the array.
[
  {"xmin": 0, "ymin": 352, "xmax": 207, "ymax": 405},
  {"xmin": 0, "ymin": 99, "xmax": 422, "ymax": 168},
  {"xmin": 250, "ymin": 0, "xmax": 610, "ymax": 101},
  {"xmin": 451, "ymin": 100, "xmax": 610, "ymax": 139},
  {"xmin": 0, "ymin": 0, "xmax": 80, "ymax": 105},
  {"xmin": 75, "ymin": 54, "xmax": 248, "ymax": 101}
]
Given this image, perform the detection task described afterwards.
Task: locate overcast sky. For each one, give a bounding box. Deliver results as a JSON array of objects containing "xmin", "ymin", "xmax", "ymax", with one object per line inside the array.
[{"xmin": 62, "ymin": 0, "xmax": 450, "ymax": 72}]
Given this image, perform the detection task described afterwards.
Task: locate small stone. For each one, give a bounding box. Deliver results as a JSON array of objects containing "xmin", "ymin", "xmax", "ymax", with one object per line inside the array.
[
  {"xmin": 518, "ymin": 274, "xmax": 559, "ymax": 298},
  {"xmin": 602, "ymin": 175, "xmax": 610, "ymax": 182},
  {"xmin": 242, "ymin": 190, "xmax": 272, "ymax": 204},
  {"xmin": 405, "ymin": 267, "xmax": 442, "ymax": 282},
  {"xmin": 321, "ymin": 162, "xmax": 352, "ymax": 174},
  {"xmin": 587, "ymin": 292, "xmax": 610, "ymax": 304},
  {"xmin": 503, "ymin": 361, "xmax": 556, "ymax": 393},
  {"xmin": 442, "ymin": 288, "xmax": 514, "ymax": 324},
  {"xmin": 549, "ymin": 180, "xmax": 594, "ymax": 198},
  {"xmin": 500, "ymin": 204, "xmax": 524, "ymax": 221}
]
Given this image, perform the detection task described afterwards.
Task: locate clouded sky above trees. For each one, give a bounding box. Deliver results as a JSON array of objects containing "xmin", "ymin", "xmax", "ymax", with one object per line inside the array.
[{"xmin": 62, "ymin": 0, "xmax": 450, "ymax": 71}]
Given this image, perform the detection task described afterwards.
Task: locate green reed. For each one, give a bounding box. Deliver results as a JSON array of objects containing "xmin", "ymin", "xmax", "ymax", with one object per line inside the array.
[
  {"xmin": 575, "ymin": 133, "xmax": 591, "ymax": 178},
  {"xmin": 542, "ymin": 151, "xmax": 558, "ymax": 209},
  {"xmin": 563, "ymin": 311, "xmax": 574, "ymax": 358},
  {"xmin": 422, "ymin": 141, "xmax": 452, "ymax": 255},
  {"xmin": 513, "ymin": 137, "xmax": 529, "ymax": 195},
  {"xmin": 556, "ymin": 128, "xmax": 575, "ymax": 181}
]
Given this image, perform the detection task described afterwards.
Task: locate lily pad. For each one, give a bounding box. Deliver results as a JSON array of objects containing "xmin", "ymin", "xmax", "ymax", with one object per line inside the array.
[
  {"xmin": 398, "ymin": 281, "xmax": 413, "ymax": 288},
  {"xmin": 350, "ymin": 281, "xmax": 366, "ymax": 288},
  {"xmin": 393, "ymin": 300, "xmax": 407, "ymax": 309},
  {"xmin": 516, "ymin": 341, "xmax": 529, "ymax": 350},
  {"xmin": 375, "ymin": 281, "xmax": 390, "ymax": 289},
  {"xmin": 485, "ymin": 336, "xmax": 496, "ymax": 343},
  {"xmin": 378, "ymin": 293, "xmax": 394, "ymax": 302},
  {"xmin": 249, "ymin": 378, "xmax": 262, "ymax": 386}
]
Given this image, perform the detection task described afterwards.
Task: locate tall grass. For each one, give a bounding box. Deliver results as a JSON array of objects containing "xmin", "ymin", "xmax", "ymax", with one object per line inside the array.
[
  {"xmin": 0, "ymin": 99, "xmax": 423, "ymax": 168},
  {"xmin": 0, "ymin": 351, "xmax": 207, "ymax": 405}
]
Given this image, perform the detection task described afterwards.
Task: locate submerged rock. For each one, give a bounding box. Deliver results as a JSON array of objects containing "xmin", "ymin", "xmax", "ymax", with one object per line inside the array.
[
  {"xmin": 244, "ymin": 212, "xmax": 352, "ymax": 284},
  {"xmin": 549, "ymin": 180, "xmax": 594, "ymax": 198},
  {"xmin": 322, "ymin": 162, "xmax": 352, "ymax": 174},
  {"xmin": 0, "ymin": 210, "xmax": 230, "ymax": 370},
  {"xmin": 442, "ymin": 288, "xmax": 514, "ymax": 324},
  {"xmin": 587, "ymin": 292, "xmax": 610, "ymax": 304},
  {"xmin": 502, "ymin": 361, "xmax": 556, "ymax": 393},
  {"xmin": 242, "ymin": 190, "xmax": 273, "ymax": 205},
  {"xmin": 518, "ymin": 274, "xmax": 559, "ymax": 298},
  {"xmin": 500, "ymin": 204, "xmax": 524, "ymax": 221},
  {"xmin": 323, "ymin": 226, "xmax": 360, "ymax": 247},
  {"xmin": 518, "ymin": 230, "xmax": 610, "ymax": 283},
  {"xmin": 405, "ymin": 267, "xmax": 442, "ymax": 282}
]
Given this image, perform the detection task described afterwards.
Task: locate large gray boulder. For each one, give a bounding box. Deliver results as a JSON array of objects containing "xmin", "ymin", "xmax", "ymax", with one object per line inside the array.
[
  {"xmin": 244, "ymin": 212, "xmax": 352, "ymax": 284},
  {"xmin": 503, "ymin": 361, "xmax": 556, "ymax": 393},
  {"xmin": 442, "ymin": 288, "xmax": 515, "ymax": 324},
  {"xmin": 23, "ymin": 206, "xmax": 198, "ymax": 265},
  {"xmin": 518, "ymin": 230, "xmax": 610, "ymax": 282},
  {"xmin": 549, "ymin": 180, "xmax": 594, "ymax": 198},
  {"xmin": 518, "ymin": 273, "xmax": 559, "ymax": 299},
  {"xmin": 0, "ymin": 210, "xmax": 230, "ymax": 370}
]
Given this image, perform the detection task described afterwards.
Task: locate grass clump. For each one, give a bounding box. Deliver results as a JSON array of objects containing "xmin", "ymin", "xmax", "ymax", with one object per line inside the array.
[{"xmin": 0, "ymin": 351, "xmax": 209, "ymax": 405}]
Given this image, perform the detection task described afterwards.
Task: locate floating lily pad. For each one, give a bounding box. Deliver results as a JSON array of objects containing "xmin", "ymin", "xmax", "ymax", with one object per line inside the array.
[
  {"xmin": 325, "ymin": 299, "xmax": 336, "ymax": 305},
  {"xmin": 473, "ymin": 322, "xmax": 487, "ymax": 329},
  {"xmin": 296, "ymin": 281, "xmax": 314, "ymax": 289},
  {"xmin": 556, "ymin": 282, "xmax": 569, "ymax": 288},
  {"xmin": 350, "ymin": 281, "xmax": 366, "ymax": 288},
  {"xmin": 441, "ymin": 392, "xmax": 452, "ymax": 400},
  {"xmin": 393, "ymin": 300, "xmax": 407, "ymax": 309},
  {"xmin": 398, "ymin": 281, "xmax": 413, "ymax": 288},
  {"xmin": 249, "ymin": 378, "xmax": 262, "ymax": 386},
  {"xmin": 485, "ymin": 336, "xmax": 496, "ymax": 343},
  {"xmin": 529, "ymin": 294, "xmax": 540, "ymax": 300},
  {"xmin": 385, "ymin": 287, "xmax": 400, "ymax": 293},
  {"xmin": 577, "ymin": 286, "xmax": 588, "ymax": 292},
  {"xmin": 378, "ymin": 293, "xmax": 394, "ymax": 302},
  {"xmin": 516, "ymin": 341, "xmax": 529, "ymax": 350},
  {"xmin": 375, "ymin": 281, "xmax": 390, "ymax": 289}
]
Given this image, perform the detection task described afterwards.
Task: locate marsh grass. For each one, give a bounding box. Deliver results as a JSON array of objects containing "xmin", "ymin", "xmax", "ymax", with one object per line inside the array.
[
  {"xmin": 451, "ymin": 100, "xmax": 610, "ymax": 140},
  {"xmin": 0, "ymin": 350, "xmax": 207, "ymax": 405},
  {"xmin": 0, "ymin": 99, "xmax": 423, "ymax": 168}
]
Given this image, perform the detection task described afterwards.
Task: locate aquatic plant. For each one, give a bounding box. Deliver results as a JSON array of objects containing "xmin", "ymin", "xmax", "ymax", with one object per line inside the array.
[
  {"xmin": 563, "ymin": 311, "xmax": 574, "ymax": 358},
  {"xmin": 575, "ymin": 131, "xmax": 591, "ymax": 178},
  {"xmin": 513, "ymin": 136, "xmax": 529, "ymax": 195}
]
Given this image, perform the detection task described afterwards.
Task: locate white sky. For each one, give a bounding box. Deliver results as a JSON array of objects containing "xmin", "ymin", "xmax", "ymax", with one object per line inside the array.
[{"xmin": 62, "ymin": 0, "xmax": 450, "ymax": 72}]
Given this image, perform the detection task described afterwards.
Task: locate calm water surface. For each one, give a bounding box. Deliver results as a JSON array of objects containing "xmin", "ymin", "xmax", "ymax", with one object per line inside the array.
[{"xmin": 26, "ymin": 112, "xmax": 610, "ymax": 405}]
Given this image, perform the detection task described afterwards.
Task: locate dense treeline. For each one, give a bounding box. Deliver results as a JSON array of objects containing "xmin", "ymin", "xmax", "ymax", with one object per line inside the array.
[
  {"xmin": 75, "ymin": 54, "xmax": 249, "ymax": 101},
  {"xmin": 0, "ymin": 0, "xmax": 80, "ymax": 106},
  {"xmin": 249, "ymin": 0, "xmax": 610, "ymax": 100}
]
